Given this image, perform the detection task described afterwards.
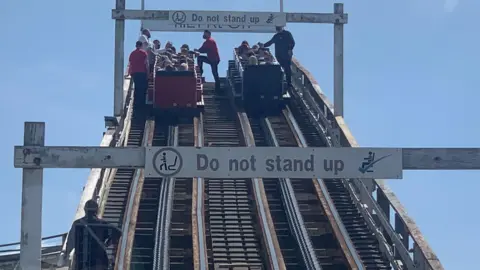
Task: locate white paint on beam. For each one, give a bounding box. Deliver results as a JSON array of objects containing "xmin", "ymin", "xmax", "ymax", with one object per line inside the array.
[{"xmin": 14, "ymin": 146, "xmax": 144, "ymax": 169}]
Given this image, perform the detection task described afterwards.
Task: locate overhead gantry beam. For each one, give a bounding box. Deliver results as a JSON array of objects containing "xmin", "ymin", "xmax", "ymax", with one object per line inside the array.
[{"xmin": 111, "ymin": 9, "xmax": 348, "ymax": 24}]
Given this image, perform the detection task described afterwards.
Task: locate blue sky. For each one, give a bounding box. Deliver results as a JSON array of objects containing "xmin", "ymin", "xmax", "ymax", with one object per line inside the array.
[{"xmin": 0, "ymin": 0, "xmax": 478, "ymax": 268}]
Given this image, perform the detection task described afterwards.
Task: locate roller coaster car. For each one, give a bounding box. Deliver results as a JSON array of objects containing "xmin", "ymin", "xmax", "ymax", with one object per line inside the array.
[
  {"xmin": 148, "ymin": 56, "xmax": 204, "ymax": 120},
  {"xmin": 227, "ymin": 49, "xmax": 290, "ymax": 116}
]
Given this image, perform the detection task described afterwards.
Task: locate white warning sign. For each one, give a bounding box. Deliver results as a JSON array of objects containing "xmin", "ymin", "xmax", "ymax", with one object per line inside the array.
[{"xmin": 145, "ymin": 147, "xmax": 403, "ymax": 179}]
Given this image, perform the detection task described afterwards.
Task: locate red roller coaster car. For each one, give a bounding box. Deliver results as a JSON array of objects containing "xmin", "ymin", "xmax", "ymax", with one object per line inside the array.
[{"xmin": 146, "ymin": 51, "xmax": 204, "ymax": 117}]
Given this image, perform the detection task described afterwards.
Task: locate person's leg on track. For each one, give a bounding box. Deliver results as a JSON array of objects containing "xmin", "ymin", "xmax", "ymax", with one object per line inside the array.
[
  {"xmin": 211, "ymin": 61, "xmax": 220, "ymax": 90},
  {"xmin": 278, "ymin": 58, "xmax": 292, "ymax": 87},
  {"xmin": 139, "ymin": 72, "xmax": 148, "ymax": 108},
  {"xmin": 197, "ymin": 55, "xmax": 210, "ymax": 75},
  {"xmin": 131, "ymin": 73, "xmax": 141, "ymax": 107},
  {"xmin": 284, "ymin": 58, "xmax": 293, "ymax": 86}
]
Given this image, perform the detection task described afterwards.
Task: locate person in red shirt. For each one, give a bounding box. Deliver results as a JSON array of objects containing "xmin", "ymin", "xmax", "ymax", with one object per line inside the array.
[
  {"xmin": 194, "ymin": 30, "xmax": 221, "ymax": 91},
  {"xmin": 129, "ymin": 41, "xmax": 149, "ymax": 109}
]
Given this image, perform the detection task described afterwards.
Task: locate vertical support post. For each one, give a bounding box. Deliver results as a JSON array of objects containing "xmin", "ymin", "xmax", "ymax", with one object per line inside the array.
[
  {"xmin": 280, "ymin": 0, "xmax": 284, "ymax": 12},
  {"xmin": 140, "ymin": 0, "xmax": 145, "ymax": 30},
  {"xmin": 333, "ymin": 3, "xmax": 344, "ymax": 117},
  {"xmin": 19, "ymin": 122, "xmax": 45, "ymax": 270},
  {"xmin": 114, "ymin": 0, "xmax": 126, "ymax": 117}
]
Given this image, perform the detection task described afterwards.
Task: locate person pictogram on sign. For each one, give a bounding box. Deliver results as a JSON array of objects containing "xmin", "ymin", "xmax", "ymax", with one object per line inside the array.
[
  {"xmin": 360, "ymin": 151, "xmax": 375, "ymax": 173},
  {"xmin": 159, "ymin": 152, "xmax": 178, "ymax": 171}
]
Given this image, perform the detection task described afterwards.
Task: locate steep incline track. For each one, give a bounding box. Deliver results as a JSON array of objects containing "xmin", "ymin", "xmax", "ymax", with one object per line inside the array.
[
  {"xmin": 202, "ymin": 85, "xmax": 267, "ymax": 269},
  {"xmin": 289, "ymin": 98, "xmax": 391, "ymax": 269},
  {"xmin": 102, "ymin": 110, "xmax": 146, "ymax": 263},
  {"xmin": 130, "ymin": 122, "xmax": 169, "ymax": 269},
  {"xmin": 267, "ymin": 114, "xmax": 350, "ymax": 270},
  {"xmin": 169, "ymin": 123, "xmax": 195, "ymax": 269},
  {"xmin": 248, "ymin": 117, "xmax": 307, "ymax": 270}
]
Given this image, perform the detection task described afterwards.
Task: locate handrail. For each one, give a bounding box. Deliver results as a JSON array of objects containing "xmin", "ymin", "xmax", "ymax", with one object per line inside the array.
[
  {"xmin": 0, "ymin": 234, "xmax": 66, "ymax": 250},
  {"xmin": 290, "ymin": 58, "xmax": 444, "ymax": 270},
  {"xmin": 282, "ymin": 107, "xmax": 364, "ymax": 270},
  {"xmin": 237, "ymin": 112, "xmax": 286, "ymax": 270},
  {"xmin": 116, "ymin": 119, "xmax": 155, "ymax": 270},
  {"xmin": 232, "ymin": 49, "xmax": 244, "ymax": 79}
]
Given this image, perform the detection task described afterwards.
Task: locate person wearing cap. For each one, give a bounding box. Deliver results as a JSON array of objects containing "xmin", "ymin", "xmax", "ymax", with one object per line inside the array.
[
  {"xmin": 194, "ymin": 30, "xmax": 221, "ymax": 91},
  {"xmin": 59, "ymin": 199, "xmax": 122, "ymax": 270},
  {"xmin": 263, "ymin": 26, "xmax": 296, "ymax": 88}
]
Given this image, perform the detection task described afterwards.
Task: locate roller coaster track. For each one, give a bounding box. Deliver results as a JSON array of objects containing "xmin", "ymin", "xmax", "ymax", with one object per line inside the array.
[
  {"xmin": 264, "ymin": 109, "xmax": 366, "ymax": 270},
  {"xmin": 200, "ymin": 84, "xmax": 285, "ymax": 270},
  {"xmin": 1, "ymin": 60, "xmax": 444, "ymax": 270}
]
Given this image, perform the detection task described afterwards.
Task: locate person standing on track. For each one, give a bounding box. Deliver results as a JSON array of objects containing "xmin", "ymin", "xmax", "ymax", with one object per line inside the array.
[
  {"xmin": 129, "ymin": 41, "xmax": 149, "ymax": 109},
  {"xmin": 59, "ymin": 200, "xmax": 122, "ymax": 270},
  {"xmin": 194, "ymin": 30, "xmax": 221, "ymax": 91},
  {"xmin": 263, "ymin": 26, "xmax": 296, "ymax": 89}
]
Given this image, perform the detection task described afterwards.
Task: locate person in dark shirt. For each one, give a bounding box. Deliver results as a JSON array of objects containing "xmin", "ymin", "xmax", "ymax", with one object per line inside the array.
[
  {"xmin": 62, "ymin": 200, "xmax": 122, "ymax": 270},
  {"xmin": 263, "ymin": 26, "xmax": 296, "ymax": 88},
  {"xmin": 194, "ymin": 30, "xmax": 221, "ymax": 91},
  {"xmin": 129, "ymin": 41, "xmax": 149, "ymax": 109}
]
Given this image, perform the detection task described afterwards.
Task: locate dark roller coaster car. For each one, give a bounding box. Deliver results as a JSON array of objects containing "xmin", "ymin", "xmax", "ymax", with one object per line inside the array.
[
  {"xmin": 227, "ymin": 48, "xmax": 290, "ymax": 116},
  {"xmin": 146, "ymin": 52, "xmax": 204, "ymax": 121}
]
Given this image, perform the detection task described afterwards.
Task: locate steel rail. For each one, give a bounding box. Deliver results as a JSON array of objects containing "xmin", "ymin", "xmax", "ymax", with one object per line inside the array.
[
  {"xmin": 260, "ymin": 117, "xmax": 321, "ymax": 270},
  {"xmin": 117, "ymin": 119, "xmax": 155, "ymax": 270},
  {"xmin": 152, "ymin": 126, "xmax": 178, "ymax": 270},
  {"xmin": 282, "ymin": 106, "xmax": 365, "ymax": 270},
  {"xmin": 237, "ymin": 112, "xmax": 286, "ymax": 270},
  {"xmin": 192, "ymin": 114, "xmax": 208, "ymax": 270}
]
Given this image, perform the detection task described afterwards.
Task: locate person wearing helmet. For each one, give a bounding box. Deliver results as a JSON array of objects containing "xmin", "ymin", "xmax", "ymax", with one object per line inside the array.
[
  {"xmin": 60, "ymin": 199, "xmax": 122, "ymax": 270},
  {"xmin": 263, "ymin": 26, "xmax": 296, "ymax": 88}
]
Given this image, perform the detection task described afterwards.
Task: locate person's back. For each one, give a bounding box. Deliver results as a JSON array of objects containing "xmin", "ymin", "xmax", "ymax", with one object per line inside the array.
[
  {"xmin": 63, "ymin": 200, "xmax": 121, "ymax": 270},
  {"xmin": 129, "ymin": 47, "xmax": 148, "ymax": 74},
  {"xmin": 71, "ymin": 216, "xmax": 112, "ymax": 269}
]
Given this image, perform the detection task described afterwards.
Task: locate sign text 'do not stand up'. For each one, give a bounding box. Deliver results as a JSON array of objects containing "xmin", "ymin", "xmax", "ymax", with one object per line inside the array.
[{"xmin": 146, "ymin": 147, "xmax": 403, "ymax": 179}]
